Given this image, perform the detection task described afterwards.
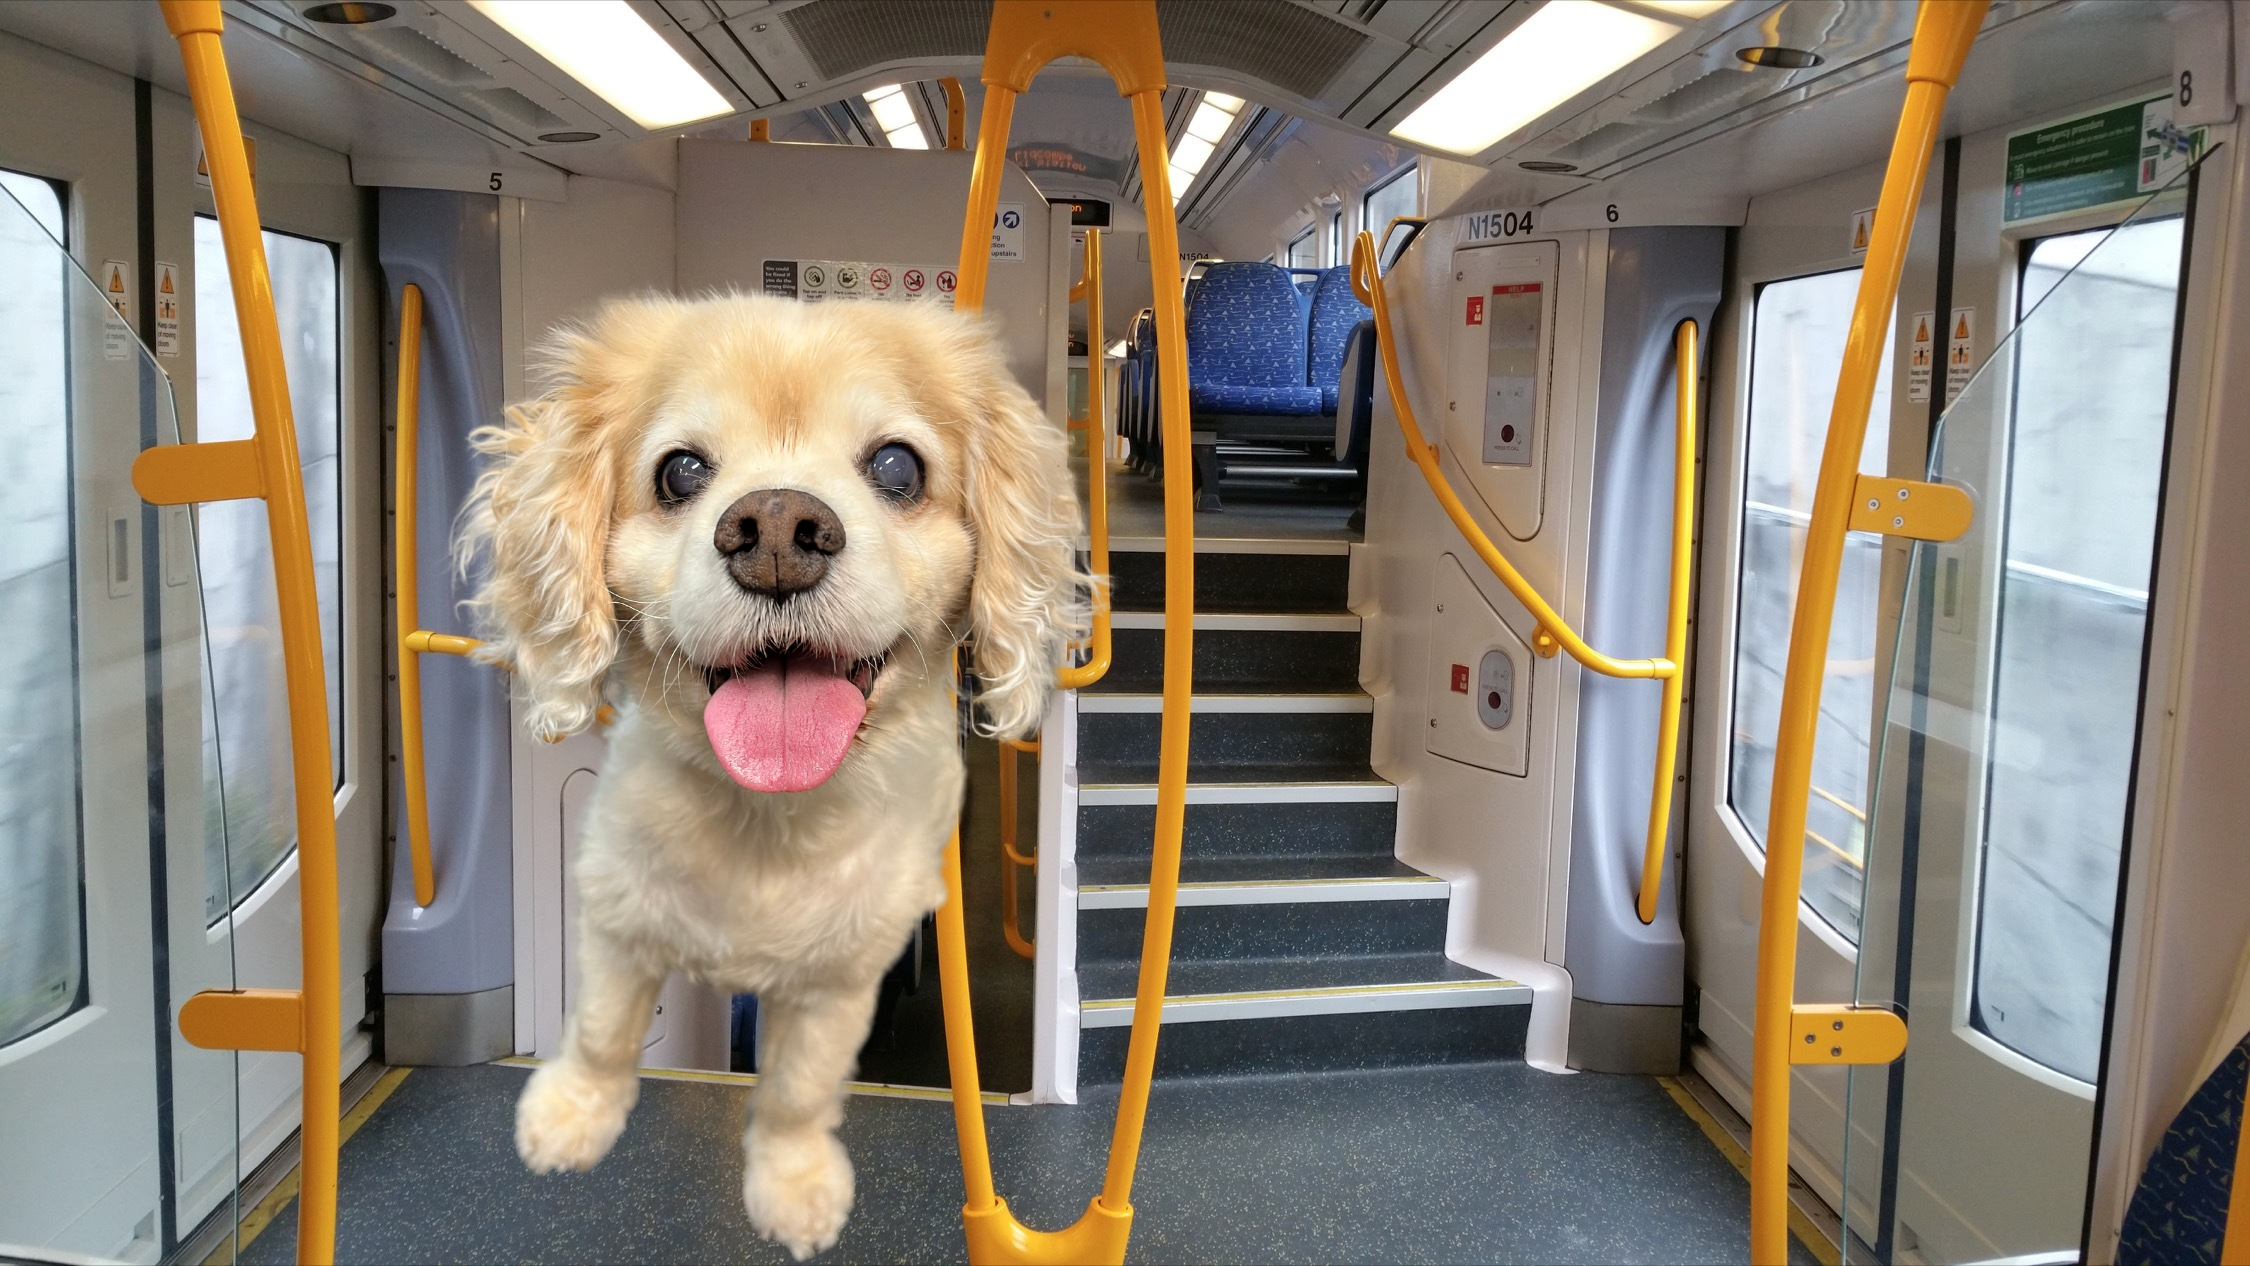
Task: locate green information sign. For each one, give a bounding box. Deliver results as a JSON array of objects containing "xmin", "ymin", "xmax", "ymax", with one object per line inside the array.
[{"xmin": 2005, "ymin": 95, "xmax": 2206, "ymax": 223}]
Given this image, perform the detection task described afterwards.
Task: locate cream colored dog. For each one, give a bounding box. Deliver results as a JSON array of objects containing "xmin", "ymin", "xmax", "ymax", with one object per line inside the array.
[{"xmin": 459, "ymin": 293, "xmax": 1080, "ymax": 1259}]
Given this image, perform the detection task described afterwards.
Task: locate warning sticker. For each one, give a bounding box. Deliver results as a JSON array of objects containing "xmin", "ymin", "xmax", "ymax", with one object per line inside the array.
[
  {"xmin": 1944, "ymin": 307, "xmax": 1975, "ymax": 405},
  {"xmin": 155, "ymin": 261, "xmax": 181, "ymax": 358},
  {"xmin": 991, "ymin": 202, "xmax": 1025, "ymax": 262},
  {"xmin": 1906, "ymin": 310, "xmax": 1934, "ymax": 404},
  {"xmin": 100, "ymin": 258, "xmax": 132, "ymax": 360},
  {"xmin": 1849, "ymin": 207, "xmax": 1875, "ymax": 257},
  {"xmin": 762, "ymin": 259, "xmax": 955, "ymax": 305}
]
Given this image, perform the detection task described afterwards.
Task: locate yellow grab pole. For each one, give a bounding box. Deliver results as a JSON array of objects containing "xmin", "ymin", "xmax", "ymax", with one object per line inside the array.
[
  {"xmin": 1748, "ymin": 4, "xmax": 1986, "ymax": 1261},
  {"xmin": 941, "ymin": 77, "xmax": 968, "ymax": 150},
  {"xmin": 934, "ymin": 4, "xmax": 1184, "ymax": 1260},
  {"xmin": 394, "ymin": 283, "xmax": 436, "ymax": 908},
  {"xmin": 1058, "ymin": 225, "xmax": 1112, "ymax": 691},
  {"xmin": 1635, "ymin": 319, "xmax": 1698, "ymax": 925},
  {"xmin": 145, "ymin": 3, "xmax": 342, "ymax": 1261},
  {"xmin": 999, "ymin": 737, "xmax": 1038, "ymax": 959}
]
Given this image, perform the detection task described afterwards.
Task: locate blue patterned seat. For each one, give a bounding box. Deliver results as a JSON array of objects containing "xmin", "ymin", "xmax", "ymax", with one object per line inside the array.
[
  {"xmin": 1186, "ymin": 262, "xmax": 1322, "ymax": 419},
  {"xmin": 1305, "ymin": 265, "xmax": 1371, "ymax": 414},
  {"xmin": 2120, "ymin": 1032, "xmax": 2250, "ymax": 1264}
]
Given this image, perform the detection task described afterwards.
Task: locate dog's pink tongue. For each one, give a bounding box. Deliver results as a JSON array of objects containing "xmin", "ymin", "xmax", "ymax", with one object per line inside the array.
[{"xmin": 703, "ymin": 655, "xmax": 867, "ymax": 793}]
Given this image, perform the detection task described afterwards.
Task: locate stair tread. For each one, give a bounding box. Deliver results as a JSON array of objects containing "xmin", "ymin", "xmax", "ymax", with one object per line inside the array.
[
  {"xmin": 1076, "ymin": 856, "xmax": 1436, "ymax": 889},
  {"xmin": 1077, "ymin": 760, "xmax": 1381, "ymax": 785},
  {"xmin": 1078, "ymin": 953, "xmax": 1509, "ymax": 1003}
]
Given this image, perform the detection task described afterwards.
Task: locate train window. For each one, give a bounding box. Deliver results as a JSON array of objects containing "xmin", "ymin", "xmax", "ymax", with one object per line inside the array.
[
  {"xmin": 1364, "ymin": 162, "xmax": 1418, "ymax": 264},
  {"xmin": 1730, "ymin": 268, "xmax": 1892, "ymax": 943},
  {"xmin": 0, "ymin": 169, "xmax": 85, "ymax": 1048},
  {"xmin": 194, "ymin": 214, "xmax": 343, "ymax": 920},
  {"xmin": 1969, "ymin": 216, "xmax": 2183, "ymax": 1081},
  {"xmin": 1286, "ymin": 225, "xmax": 1317, "ymax": 270}
]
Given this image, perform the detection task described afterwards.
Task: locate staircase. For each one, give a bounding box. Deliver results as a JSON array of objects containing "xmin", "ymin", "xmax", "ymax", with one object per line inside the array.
[{"xmin": 1067, "ymin": 539, "xmax": 1531, "ymax": 1085}]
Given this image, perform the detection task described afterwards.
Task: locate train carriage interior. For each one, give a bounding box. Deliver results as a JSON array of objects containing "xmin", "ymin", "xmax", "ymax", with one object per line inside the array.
[{"xmin": 5, "ymin": 0, "xmax": 2250, "ymax": 1262}]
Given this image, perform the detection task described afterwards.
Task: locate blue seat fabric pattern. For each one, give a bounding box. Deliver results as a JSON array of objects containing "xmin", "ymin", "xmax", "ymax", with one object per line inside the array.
[
  {"xmin": 1306, "ymin": 265, "xmax": 1371, "ymax": 414},
  {"xmin": 1186, "ymin": 262, "xmax": 1321, "ymax": 417},
  {"xmin": 2118, "ymin": 1032, "xmax": 2250, "ymax": 1264}
]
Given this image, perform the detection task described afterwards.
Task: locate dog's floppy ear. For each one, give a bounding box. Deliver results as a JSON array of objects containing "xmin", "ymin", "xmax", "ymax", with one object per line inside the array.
[
  {"xmin": 458, "ymin": 308, "xmax": 650, "ymax": 739},
  {"xmin": 954, "ymin": 333, "xmax": 1086, "ymax": 740}
]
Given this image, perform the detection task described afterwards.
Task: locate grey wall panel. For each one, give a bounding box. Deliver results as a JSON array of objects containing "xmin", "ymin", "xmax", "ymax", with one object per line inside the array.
[
  {"xmin": 378, "ymin": 187, "xmax": 515, "ymax": 997},
  {"xmin": 1565, "ymin": 226, "xmax": 1724, "ymax": 1010}
]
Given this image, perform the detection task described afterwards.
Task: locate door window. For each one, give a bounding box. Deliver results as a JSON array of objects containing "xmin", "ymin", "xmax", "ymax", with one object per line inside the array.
[
  {"xmin": 194, "ymin": 215, "xmax": 342, "ymax": 919},
  {"xmin": 1729, "ymin": 269, "xmax": 1892, "ymax": 942},
  {"xmin": 1971, "ymin": 218, "xmax": 2182, "ymax": 1081},
  {"xmin": 1364, "ymin": 162, "xmax": 1418, "ymax": 266},
  {"xmin": 0, "ymin": 169, "xmax": 84, "ymax": 1048}
]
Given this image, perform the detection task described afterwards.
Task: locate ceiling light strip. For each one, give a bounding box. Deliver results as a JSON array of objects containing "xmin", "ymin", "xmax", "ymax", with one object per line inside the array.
[{"xmin": 468, "ymin": 0, "xmax": 730, "ymax": 130}]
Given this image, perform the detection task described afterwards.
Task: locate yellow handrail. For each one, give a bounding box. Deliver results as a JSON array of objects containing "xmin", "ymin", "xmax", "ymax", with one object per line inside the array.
[
  {"xmin": 1748, "ymin": 3, "xmax": 1986, "ymax": 1261},
  {"xmin": 393, "ymin": 283, "xmax": 485, "ymax": 909},
  {"xmin": 1057, "ymin": 225, "xmax": 1112, "ymax": 692},
  {"xmin": 935, "ymin": 3, "xmax": 1189, "ymax": 1261},
  {"xmin": 941, "ymin": 77, "xmax": 968, "ymax": 150},
  {"xmin": 1350, "ymin": 231, "xmax": 1697, "ymax": 925},
  {"xmin": 137, "ymin": 3, "xmax": 342, "ymax": 1260},
  {"xmin": 999, "ymin": 737, "xmax": 1039, "ymax": 959}
]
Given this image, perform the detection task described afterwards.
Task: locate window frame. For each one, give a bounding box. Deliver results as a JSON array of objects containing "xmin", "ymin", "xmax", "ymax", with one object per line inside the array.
[
  {"xmin": 1362, "ymin": 161, "xmax": 1419, "ymax": 268},
  {"xmin": 0, "ymin": 165, "xmax": 91, "ymax": 1051}
]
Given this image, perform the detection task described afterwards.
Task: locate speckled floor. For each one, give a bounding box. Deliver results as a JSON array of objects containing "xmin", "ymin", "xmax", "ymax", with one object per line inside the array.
[{"xmin": 242, "ymin": 1061, "xmax": 1814, "ymax": 1264}]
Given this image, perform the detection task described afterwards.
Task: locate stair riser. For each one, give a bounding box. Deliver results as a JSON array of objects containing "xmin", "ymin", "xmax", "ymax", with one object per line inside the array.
[
  {"xmin": 1101, "ymin": 628, "xmax": 1360, "ymax": 693},
  {"xmin": 1078, "ymin": 1005, "xmax": 1530, "ymax": 1083},
  {"xmin": 1076, "ymin": 800, "xmax": 1398, "ymax": 863},
  {"xmin": 1078, "ymin": 898, "xmax": 1450, "ymax": 966},
  {"xmin": 1077, "ymin": 711, "xmax": 1371, "ymax": 773},
  {"xmin": 1110, "ymin": 550, "xmax": 1349, "ymax": 613}
]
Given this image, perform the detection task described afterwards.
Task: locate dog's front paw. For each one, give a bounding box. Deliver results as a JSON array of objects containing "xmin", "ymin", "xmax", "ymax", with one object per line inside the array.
[
  {"xmin": 515, "ymin": 1060, "xmax": 638, "ymax": 1173},
  {"xmin": 743, "ymin": 1127, "xmax": 854, "ymax": 1261}
]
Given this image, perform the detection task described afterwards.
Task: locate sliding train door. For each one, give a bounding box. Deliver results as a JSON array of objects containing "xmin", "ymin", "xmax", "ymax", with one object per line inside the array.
[{"xmin": 0, "ymin": 32, "xmax": 384, "ymax": 1259}]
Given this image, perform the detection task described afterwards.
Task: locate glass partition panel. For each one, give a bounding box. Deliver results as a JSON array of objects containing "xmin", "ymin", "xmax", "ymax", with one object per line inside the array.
[
  {"xmin": 0, "ymin": 174, "xmax": 245, "ymax": 1263},
  {"xmin": 1840, "ymin": 163, "xmax": 2196, "ymax": 1263}
]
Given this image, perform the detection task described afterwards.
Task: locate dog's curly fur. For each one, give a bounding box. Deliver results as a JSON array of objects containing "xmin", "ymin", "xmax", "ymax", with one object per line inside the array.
[{"xmin": 457, "ymin": 293, "xmax": 1082, "ymax": 1259}]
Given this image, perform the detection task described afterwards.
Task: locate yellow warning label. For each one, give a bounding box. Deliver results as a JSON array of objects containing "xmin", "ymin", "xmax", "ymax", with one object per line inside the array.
[
  {"xmin": 1953, "ymin": 313, "xmax": 1969, "ymax": 340},
  {"xmin": 159, "ymin": 270, "xmax": 174, "ymax": 294}
]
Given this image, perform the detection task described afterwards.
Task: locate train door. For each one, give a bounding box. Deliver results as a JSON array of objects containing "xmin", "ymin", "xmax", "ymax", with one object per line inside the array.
[
  {"xmin": 1686, "ymin": 158, "xmax": 1908, "ymax": 1207},
  {"xmin": 1838, "ymin": 98, "xmax": 2214, "ymax": 1261},
  {"xmin": 0, "ymin": 35, "xmax": 383, "ymax": 1259}
]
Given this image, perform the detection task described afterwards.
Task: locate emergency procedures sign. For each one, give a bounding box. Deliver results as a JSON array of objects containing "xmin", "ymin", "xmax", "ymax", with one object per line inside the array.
[{"xmin": 2004, "ymin": 94, "xmax": 2207, "ymax": 223}]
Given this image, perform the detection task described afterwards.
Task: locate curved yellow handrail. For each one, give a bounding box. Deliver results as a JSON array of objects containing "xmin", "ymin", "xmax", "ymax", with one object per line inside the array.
[
  {"xmin": 998, "ymin": 737, "xmax": 1040, "ymax": 959},
  {"xmin": 1748, "ymin": 3, "xmax": 1987, "ymax": 1260},
  {"xmin": 1057, "ymin": 225, "xmax": 1112, "ymax": 692},
  {"xmin": 941, "ymin": 77, "xmax": 968, "ymax": 151},
  {"xmin": 393, "ymin": 283, "xmax": 487, "ymax": 910},
  {"xmin": 139, "ymin": 3, "xmax": 342, "ymax": 1261},
  {"xmin": 1350, "ymin": 230, "xmax": 1697, "ymax": 925},
  {"xmin": 937, "ymin": 3, "xmax": 1188, "ymax": 1261}
]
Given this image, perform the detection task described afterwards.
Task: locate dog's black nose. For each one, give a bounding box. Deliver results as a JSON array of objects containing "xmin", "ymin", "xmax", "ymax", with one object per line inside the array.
[{"xmin": 714, "ymin": 488, "xmax": 846, "ymax": 598}]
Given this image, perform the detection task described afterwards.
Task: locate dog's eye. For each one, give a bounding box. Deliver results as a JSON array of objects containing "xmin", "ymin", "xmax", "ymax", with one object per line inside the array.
[
  {"xmin": 656, "ymin": 450, "xmax": 715, "ymax": 505},
  {"xmin": 865, "ymin": 443, "xmax": 923, "ymax": 503}
]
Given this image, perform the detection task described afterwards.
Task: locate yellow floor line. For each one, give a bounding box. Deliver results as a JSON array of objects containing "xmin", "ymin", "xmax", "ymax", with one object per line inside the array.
[
  {"xmin": 493, "ymin": 1055, "xmax": 1014, "ymax": 1105},
  {"xmin": 1656, "ymin": 1075, "xmax": 1840, "ymax": 1266},
  {"xmin": 206, "ymin": 1066, "xmax": 413, "ymax": 1265}
]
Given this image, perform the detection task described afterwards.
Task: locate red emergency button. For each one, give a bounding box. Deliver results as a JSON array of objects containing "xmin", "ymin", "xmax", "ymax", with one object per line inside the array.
[{"xmin": 1450, "ymin": 664, "xmax": 1470, "ymax": 693}]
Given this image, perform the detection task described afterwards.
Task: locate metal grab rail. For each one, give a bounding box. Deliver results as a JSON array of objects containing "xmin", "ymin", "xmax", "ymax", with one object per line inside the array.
[
  {"xmin": 934, "ymin": 3, "xmax": 1191, "ymax": 1261},
  {"xmin": 999, "ymin": 737, "xmax": 1040, "ymax": 959},
  {"xmin": 1748, "ymin": 3, "xmax": 1986, "ymax": 1260},
  {"xmin": 1349, "ymin": 230, "xmax": 1697, "ymax": 926},
  {"xmin": 393, "ymin": 282, "xmax": 485, "ymax": 909},
  {"xmin": 135, "ymin": 3, "xmax": 343, "ymax": 1260}
]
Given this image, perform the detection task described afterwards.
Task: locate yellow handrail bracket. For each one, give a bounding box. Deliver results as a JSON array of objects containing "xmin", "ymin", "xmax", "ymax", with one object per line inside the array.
[
  {"xmin": 1747, "ymin": 3, "xmax": 1988, "ymax": 1261},
  {"xmin": 937, "ymin": 3, "xmax": 1189, "ymax": 1261}
]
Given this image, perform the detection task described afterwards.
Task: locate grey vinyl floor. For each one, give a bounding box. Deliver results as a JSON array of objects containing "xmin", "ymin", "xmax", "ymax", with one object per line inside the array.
[
  {"xmin": 1096, "ymin": 456, "xmax": 1362, "ymax": 546},
  {"xmin": 240, "ymin": 1059, "xmax": 1816, "ymax": 1265}
]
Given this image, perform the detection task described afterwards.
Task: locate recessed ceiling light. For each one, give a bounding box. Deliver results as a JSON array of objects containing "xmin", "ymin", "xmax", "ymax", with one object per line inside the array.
[
  {"xmin": 1391, "ymin": 2, "xmax": 1682, "ymax": 158},
  {"xmin": 1519, "ymin": 160, "xmax": 1577, "ymax": 173},
  {"xmin": 538, "ymin": 131, "xmax": 601, "ymax": 143},
  {"xmin": 1632, "ymin": 0, "xmax": 1732, "ymax": 16},
  {"xmin": 303, "ymin": 1, "xmax": 395, "ymax": 22},
  {"xmin": 1202, "ymin": 92, "xmax": 1244, "ymax": 112},
  {"xmin": 468, "ymin": 0, "xmax": 731, "ymax": 130},
  {"xmin": 1185, "ymin": 102, "xmax": 1234, "ymax": 145},
  {"xmin": 1737, "ymin": 46, "xmax": 1825, "ymax": 69},
  {"xmin": 1167, "ymin": 91, "xmax": 1243, "ymax": 204},
  {"xmin": 863, "ymin": 84, "xmax": 931, "ymax": 149}
]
